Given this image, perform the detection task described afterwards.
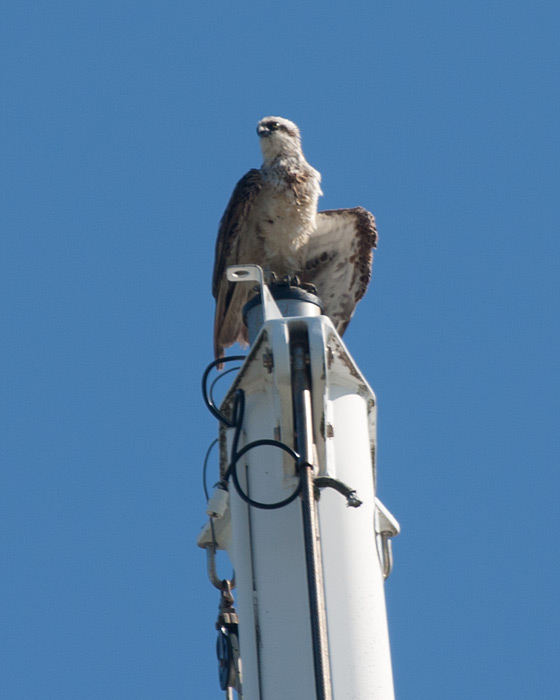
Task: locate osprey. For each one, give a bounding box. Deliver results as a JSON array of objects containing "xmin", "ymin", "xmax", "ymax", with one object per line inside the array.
[{"xmin": 212, "ymin": 116, "xmax": 378, "ymax": 359}]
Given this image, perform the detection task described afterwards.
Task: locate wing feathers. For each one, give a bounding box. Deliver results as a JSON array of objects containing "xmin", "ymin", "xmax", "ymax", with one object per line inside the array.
[
  {"xmin": 212, "ymin": 169, "xmax": 263, "ymax": 297},
  {"xmin": 301, "ymin": 207, "xmax": 378, "ymax": 334},
  {"xmin": 212, "ymin": 169, "xmax": 263, "ymax": 358},
  {"xmin": 213, "ymin": 201, "xmax": 377, "ymax": 357}
]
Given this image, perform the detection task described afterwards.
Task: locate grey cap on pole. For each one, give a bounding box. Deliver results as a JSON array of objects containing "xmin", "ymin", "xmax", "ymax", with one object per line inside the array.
[{"xmin": 243, "ymin": 283, "xmax": 324, "ymax": 344}]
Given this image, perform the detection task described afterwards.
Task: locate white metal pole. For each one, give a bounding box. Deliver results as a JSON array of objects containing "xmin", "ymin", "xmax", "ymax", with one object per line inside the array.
[{"xmin": 199, "ymin": 272, "xmax": 399, "ymax": 700}]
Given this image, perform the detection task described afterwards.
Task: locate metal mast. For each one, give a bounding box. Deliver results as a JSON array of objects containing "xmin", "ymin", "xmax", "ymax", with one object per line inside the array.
[{"xmin": 199, "ymin": 265, "xmax": 400, "ymax": 699}]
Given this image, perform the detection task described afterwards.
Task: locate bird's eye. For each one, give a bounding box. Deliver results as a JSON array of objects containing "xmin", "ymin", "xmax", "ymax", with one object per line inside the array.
[{"xmin": 269, "ymin": 122, "xmax": 280, "ymax": 131}]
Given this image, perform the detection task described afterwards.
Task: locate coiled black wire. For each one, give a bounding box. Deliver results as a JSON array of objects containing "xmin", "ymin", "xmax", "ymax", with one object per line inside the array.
[
  {"xmin": 202, "ymin": 358, "xmax": 303, "ymax": 510},
  {"xmin": 201, "ymin": 356, "xmax": 247, "ymax": 427},
  {"xmin": 202, "ymin": 438, "xmax": 219, "ymax": 501},
  {"xmin": 202, "ymin": 357, "xmax": 360, "ymax": 512},
  {"xmin": 227, "ymin": 389, "xmax": 303, "ymax": 510}
]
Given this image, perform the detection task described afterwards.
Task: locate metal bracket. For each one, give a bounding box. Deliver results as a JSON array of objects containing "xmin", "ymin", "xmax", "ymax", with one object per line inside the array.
[
  {"xmin": 205, "ymin": 543, "xmax": 236, "ymax": 591},
  {"xmin": 375, "ymin": 497, "xmax": 400, "ymax": 579},
  {"xmin": 198, "ymin": 518, "xmax": 235, "ymax": 591},
  {"xmin": 226, "ymin": 264, "xmax": 283, "ymax": 322}
]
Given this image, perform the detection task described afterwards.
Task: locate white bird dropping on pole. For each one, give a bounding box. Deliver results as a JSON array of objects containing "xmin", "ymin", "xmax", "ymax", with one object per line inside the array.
[{"xmin": 198, "ymin": 265, "xmax": 400, "ymax": 700}]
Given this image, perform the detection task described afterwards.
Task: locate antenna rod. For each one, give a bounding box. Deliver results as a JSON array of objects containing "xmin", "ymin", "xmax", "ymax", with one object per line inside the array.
[{"xmin": 292, "ymin": 339, "xmax": 332, "ymax": 700}]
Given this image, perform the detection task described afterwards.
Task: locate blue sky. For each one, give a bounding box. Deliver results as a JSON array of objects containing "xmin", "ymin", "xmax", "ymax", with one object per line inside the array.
[{"xmin": 2, "ymin": 1, "xmax": 559, "ymax": 698}]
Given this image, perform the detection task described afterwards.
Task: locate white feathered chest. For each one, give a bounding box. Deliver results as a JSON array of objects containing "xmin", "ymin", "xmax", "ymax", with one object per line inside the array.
[{"xmin": 246, "ymin": 159, "xmax": 322, "ymax": 274}]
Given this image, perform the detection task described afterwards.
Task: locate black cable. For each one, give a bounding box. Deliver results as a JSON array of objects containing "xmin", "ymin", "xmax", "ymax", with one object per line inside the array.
[
  {"xmin": 230, "ymin": 440, "xmax": 302, "ymax": 510},
  {"xmin": 209, "ymin": 365, "xmax": 241, "ymax": 411},
  {"xmin": 228, "ymin": 389, "xmax": 245, "ymax": 469},
  {"xmin": 227, "ymin": 389, "xmax": 303, "ymax": 510},
  {"xmin": 203, "ymin": 361, "xmax": 305, "ymax": 510},
  {"xmin": 201, "ymin": 355, "xmax": 246, "ymax": 427},
  {"xmin": 314, "ymin": 477, "xmax": 363, "ymax": 508},
  {"xmin": 202, "ymin": 438, "xmax": 219, "ymax": 502}
]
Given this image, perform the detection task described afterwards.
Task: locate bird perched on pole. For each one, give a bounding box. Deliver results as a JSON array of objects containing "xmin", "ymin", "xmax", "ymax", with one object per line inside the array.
[{"xmin": 212, "ymin": 116, "xmax": 378, "ymax": 360}]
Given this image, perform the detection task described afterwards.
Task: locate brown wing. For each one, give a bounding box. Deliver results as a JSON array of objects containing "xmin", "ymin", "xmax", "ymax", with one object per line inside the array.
[
  {"xmin": 212, "ymin": 169, "xmax": 263, "ymax": 359},
  {"xmin": 301, "ymin": 207, "xmax": 378, "ymax": 334}
]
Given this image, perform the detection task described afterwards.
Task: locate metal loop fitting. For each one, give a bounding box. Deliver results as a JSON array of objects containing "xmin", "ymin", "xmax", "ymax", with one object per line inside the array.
[{"xmin": 205, "ymin": 537, "xmax": 235, "ymax": 591}]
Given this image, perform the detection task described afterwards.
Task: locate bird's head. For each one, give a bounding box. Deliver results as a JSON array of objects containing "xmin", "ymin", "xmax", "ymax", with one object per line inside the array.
[{"xmin": 257, "ymin": 116, "xmax": 302, "ymax": 161}]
